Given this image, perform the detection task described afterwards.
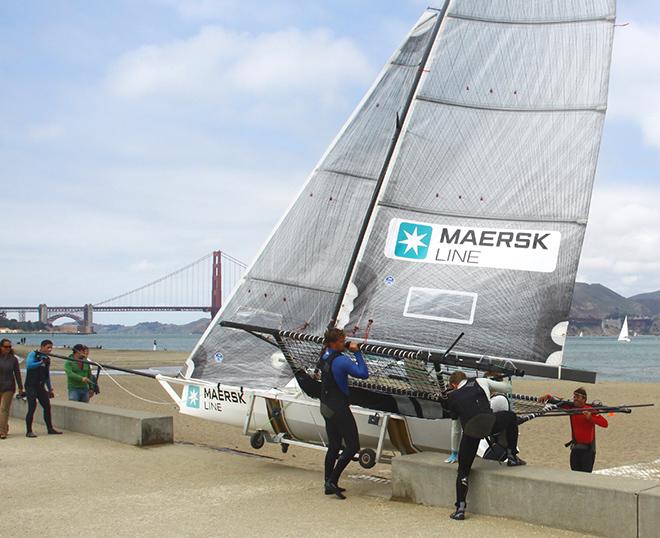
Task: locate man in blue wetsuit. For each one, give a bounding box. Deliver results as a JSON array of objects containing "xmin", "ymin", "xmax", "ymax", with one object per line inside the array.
[
  {"xmin": 25, "ymin": 340, "xmax": 61, "ymax": 437},
  {"xmin": 317, "ymin": 328, "xmax": 368, "ymax": 499}
]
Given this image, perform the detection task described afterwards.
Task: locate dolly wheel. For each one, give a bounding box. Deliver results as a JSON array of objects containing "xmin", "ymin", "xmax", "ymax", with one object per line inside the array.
[
  {"xmin": 358, "ymin": 448, "xmax": 377, "ymax": 469},
  {"xmin": 250, "ymin": 431, "xmax": 265, "ymax": 450},
  {"xmin": 281, "ymin": 442, "xmax": 289, "ymax": 454}
]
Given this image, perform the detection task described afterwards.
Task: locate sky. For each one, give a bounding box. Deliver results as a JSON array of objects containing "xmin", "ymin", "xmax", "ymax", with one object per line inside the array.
[{"xmin": 1, "ymin": 0, "xmax": 659, "ymax": 325}]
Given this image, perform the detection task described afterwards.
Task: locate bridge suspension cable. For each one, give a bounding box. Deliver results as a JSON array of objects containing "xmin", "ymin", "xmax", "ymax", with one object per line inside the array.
[{"xmin": 94, "ymin": 251, "xmax": 247, "ymax": 309}]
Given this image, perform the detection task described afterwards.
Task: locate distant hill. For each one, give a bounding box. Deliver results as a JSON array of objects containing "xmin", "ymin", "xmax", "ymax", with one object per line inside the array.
[
  {"xmin": 93, "ymin": 318, "xmax": 210, "ymax": 335},
  {"xmin": 569, "ymin": 283, "xmax": 650, "ymax": 319},
  {"xmin": 628, "ymin": 290, "xmax": 660, "ymax": 317}
]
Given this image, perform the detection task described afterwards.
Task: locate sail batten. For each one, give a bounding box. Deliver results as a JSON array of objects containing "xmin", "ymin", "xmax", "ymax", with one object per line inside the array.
[{"xmin": 415, "ymin": 95, "xmax": 607, "ymax": 113}]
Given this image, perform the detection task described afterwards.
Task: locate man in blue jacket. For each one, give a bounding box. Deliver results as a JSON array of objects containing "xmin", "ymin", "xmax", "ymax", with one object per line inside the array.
[
  {"xmin": 317, "ymin": 328, "xmax": 368, "ymax": 499},
  {"xmin": 25, "ymin": 340, "xmax": 61, "ymax": 437}
]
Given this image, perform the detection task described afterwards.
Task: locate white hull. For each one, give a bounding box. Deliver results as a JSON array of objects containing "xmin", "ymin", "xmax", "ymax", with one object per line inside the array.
[{"xmin": 158, "ymin": 376, "xmax": 452, "ymax": 456}]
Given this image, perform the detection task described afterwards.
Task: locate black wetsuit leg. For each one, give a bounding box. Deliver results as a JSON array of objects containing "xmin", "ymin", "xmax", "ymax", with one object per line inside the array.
[
  {"xmin": 570, "ymin": 449, "xmax": 595, "ymax": 472},
  {"xmin": 327, "ymin": 407, "xmax": 360, "ymax": 485},
  {"xmin": 491, "ymin": 410, "xmax": 519, "ymax": 450},
  {"xmin": 456, "ymin": 434, "xmax": 480, "ymax": 506},
  {"xmin": 324, "ymin": 415, "xmax": 341, "ymax": 482},
  {"xmin": 25, "ymin": 385, "xmax": 53, "ymax": 432}
]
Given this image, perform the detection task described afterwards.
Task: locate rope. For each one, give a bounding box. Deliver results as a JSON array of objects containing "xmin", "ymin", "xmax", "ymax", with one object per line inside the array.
[{"xmin": 98, "ymin": 365, "xmax": 173, "ymax": 406}]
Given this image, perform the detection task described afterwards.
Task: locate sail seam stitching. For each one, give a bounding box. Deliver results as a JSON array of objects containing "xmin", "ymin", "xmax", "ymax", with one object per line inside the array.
[
  {"xmin": 416, "ymin": 94, "xmax": 606, "ymax": 114},
  {"xmin": 446, "ymin": 13, "xmax": 615, "ymax": 26},
  {"xmin": 377, "ymin": 201, "xmax": 588, "ymax": 225}
]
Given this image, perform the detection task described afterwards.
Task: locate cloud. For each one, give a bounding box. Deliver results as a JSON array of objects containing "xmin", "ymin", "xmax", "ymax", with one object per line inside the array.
[
  {"xmin": 578, "ymin": 184, "xmax": 660, "ymax": 295},
  {"xmin": 106, "ymin": 25, "xmax": 372, "ymax": 104},
  {"xmin": 608, "ymin": 23, "xmax": 660, "ymax": 149}
]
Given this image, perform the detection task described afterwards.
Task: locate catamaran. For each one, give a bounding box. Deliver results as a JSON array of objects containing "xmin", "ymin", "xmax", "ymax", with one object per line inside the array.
[
  {"xmin": 618, "ymin": 316, "xmax": 631, "ymax": 343},
  {"xmin": 153, "ymin": 1, "xmax": 617, "ymax": 466}
]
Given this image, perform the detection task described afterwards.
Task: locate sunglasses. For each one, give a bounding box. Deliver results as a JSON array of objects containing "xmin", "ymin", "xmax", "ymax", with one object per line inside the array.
[{"xmin": 1, "ymin": 344, "xmax": 12, "ymax": 349}]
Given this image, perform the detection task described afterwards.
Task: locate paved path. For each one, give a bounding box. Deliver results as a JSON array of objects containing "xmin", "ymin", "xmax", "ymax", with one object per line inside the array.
[{"xmin": 2, "ymin": 419, "xmax": 595, "ymax": 537}]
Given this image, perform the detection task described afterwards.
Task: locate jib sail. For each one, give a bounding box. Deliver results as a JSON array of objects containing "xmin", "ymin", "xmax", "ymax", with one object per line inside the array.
[{"xmin": 184, "ymin": 10, "xmax": 442, "ymax": 388}]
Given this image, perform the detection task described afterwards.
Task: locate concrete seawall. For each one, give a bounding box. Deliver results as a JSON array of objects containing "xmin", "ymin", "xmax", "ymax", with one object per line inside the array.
[
  {"xmin": 9, "ymin": 398, "xmax": 173, "ymax": 446},
  {"xmin": 392, "ymin": 452, "xmax": 660, "ymax": 538}
]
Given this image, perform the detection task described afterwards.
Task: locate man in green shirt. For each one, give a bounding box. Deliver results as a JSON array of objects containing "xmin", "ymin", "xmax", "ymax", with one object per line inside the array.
[{"xmin": 65, "ymin": 344, "xmax": 92, "ymax": 403}]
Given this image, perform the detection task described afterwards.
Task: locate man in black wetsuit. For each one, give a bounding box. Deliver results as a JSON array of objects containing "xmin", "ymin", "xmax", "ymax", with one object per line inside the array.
[
  {"xmin": 318, "ymin": 328, "xmax": 369, "ymax": 499},
  {"xmin": 445, "ymin": 371, "xmax": 525, "ymax": 520}
]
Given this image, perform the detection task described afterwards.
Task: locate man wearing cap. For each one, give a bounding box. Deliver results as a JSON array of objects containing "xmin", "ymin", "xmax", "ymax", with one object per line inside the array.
[{"xmin": 65, "ymin": 344, "xmax": 93, "ymax": 403}]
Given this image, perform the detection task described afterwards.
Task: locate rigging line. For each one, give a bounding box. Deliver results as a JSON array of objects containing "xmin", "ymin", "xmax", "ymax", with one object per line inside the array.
[
  {"xmin": 376, "ymin": 201, "xmax": 588, "ymax": 225},
  {"xmin": 329, "ymin": 2, "xmax": 449, "ymax": 328},
  {"xmin": 97, "ymin": 365, "xmax": 173, "ymax": 405},
  {"xmin": 415, "ymin": 94, "xmax": 606, "ymax": 114}
]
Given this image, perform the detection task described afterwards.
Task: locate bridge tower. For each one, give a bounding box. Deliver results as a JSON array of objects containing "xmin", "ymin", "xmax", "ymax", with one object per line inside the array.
[
  {"xmin": 211, "ymin": 251, "xmax": 222, "ymax": 317},
  {"xmin": 83, "ymin": 304, "xmax": 94, "ymax": 334},
  {"xmin": 38, "ymin": 304, "xmax": 48, "ymax": 325}
]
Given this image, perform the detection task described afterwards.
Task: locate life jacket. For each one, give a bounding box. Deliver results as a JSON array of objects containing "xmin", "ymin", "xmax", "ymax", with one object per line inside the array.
[{"xmin": 318, "ymin": 349, "xmax": 349, "ymax": 418}]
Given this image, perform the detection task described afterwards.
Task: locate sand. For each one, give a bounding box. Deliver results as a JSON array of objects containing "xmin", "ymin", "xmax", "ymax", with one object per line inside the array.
[
  {"xmin": 12, "ymin": 346, "xmax": 660, "ymax": 475},
  {"xmin": 3, "ymin": 417, "xmax": 598, "ymax": 538}
]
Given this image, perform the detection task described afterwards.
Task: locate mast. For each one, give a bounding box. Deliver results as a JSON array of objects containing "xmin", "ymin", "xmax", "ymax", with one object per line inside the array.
[{"xmin": 329, "ymin": 2, "xmax": 449, "ymax": 328}]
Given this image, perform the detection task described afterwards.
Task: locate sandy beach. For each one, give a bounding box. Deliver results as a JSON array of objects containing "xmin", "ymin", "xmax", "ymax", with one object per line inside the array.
[{"xmin": 12, "ymin": 345, "xmax": 660, "ymax": 475}]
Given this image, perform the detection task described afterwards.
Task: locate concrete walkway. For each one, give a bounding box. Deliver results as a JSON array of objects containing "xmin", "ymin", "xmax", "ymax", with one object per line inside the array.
[{"xmin": 2, "ymin": 419, "xmax": 595, "ymax": 538}]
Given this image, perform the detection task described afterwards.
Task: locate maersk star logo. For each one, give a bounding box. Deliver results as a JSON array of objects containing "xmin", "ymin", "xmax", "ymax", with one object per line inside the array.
[
  {"xmin": 186, "ymin": 386, "xmax": 200, "ymax": 409},
  {"xmin": 394, "ymin": 222, "xmax": 432, "ymax": 259}
]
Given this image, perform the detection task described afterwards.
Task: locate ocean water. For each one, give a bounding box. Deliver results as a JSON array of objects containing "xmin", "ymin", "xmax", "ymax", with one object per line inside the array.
[{"xmin": 6, "ymin": 333, "xmax": 660, "ymax": 382}]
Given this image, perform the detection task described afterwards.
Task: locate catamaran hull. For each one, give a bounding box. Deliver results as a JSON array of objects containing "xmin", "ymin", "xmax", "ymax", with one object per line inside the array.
[{"xmin": 170, "ymin": 380, "xmax": 452, "ymax": 455}]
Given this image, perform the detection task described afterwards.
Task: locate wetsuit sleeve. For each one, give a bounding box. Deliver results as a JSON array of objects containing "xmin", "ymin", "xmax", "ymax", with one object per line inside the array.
[
  {"xmin": 26, "ymin": 351, "xmax": 41, "ymax": 370},
  {"xmin": 13, "ymin": 357, "xmax": 24, "ymax": 391},
  {"xmin": 341, "ymin": 351, "xmax": 368, "ymax": 379}
]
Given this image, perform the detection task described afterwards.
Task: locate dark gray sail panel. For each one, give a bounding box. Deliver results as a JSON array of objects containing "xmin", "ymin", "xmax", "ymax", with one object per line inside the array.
[
  {"xmin": 343, "ymin": 1, "xmax": 615, "ymax": 367},
  {"xmin": 380, "ymin": 103, "xmax": 605, "ymax": 221},
  {"xmin": 185, "ymin": 11, "xmax": 440, "ymax": 385}
]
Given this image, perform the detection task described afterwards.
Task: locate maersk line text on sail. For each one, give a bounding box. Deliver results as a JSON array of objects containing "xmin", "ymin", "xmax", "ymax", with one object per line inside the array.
[{"xmin": 385, "ymin": 219, "xmax": 561, "ymax": 273}]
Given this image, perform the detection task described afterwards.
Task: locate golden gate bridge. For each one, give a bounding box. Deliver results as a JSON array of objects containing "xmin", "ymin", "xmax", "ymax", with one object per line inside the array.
[{"xmin": 0, "ymin": 251, "xmax": 247, "ymax": 333}]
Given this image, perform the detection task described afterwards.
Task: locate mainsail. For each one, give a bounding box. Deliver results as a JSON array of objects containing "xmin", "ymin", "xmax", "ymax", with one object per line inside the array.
[
  {"xmin": 186, "ymin": 1, "xmax": 616, "ymax": 388},
  {"xmin": 341, "ymin": 0, "xmax": 616, "ymax": 370},
  {"xmin": 618, "ymin": 316, "xmax": 630, "ymax": 342}
]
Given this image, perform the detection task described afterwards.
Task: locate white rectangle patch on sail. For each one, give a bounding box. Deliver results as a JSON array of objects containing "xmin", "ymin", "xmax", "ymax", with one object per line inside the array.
[
  {"xmin": 384, "ymin": 218, "xmax": 560, "ymax": 273},
  {"xmin": 403, "ymin": 288, "xmax": 477, "ymax": 324}
]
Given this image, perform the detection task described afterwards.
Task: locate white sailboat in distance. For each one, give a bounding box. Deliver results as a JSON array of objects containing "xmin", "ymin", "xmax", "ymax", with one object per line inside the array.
[{"xmin": 618, "ymin": 316, "xmax": 631, "ymax": 343}]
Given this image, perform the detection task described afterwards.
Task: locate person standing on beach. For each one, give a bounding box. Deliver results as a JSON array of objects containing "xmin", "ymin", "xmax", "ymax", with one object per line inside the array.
[
  {"xmin": 0, "ymin": 339, "xmax": 25, "ymax": 439},
  {"xmin": 64, "ymin": 344, "xmax": 92, "ymax": 403},
  {"xmin": 318, "ymin": 328, "xmax": 368, "ymax": 499},
  {"xmin": 445, "ymin": 371, "xmax": 525, "ymax": 521},
  {"xmin": 25, "ymin": 340, "xmax": 61, "ymax": 437},
  {"xmin": 540, "ymin": 387, "xmax": 608, "ymax": 473}
]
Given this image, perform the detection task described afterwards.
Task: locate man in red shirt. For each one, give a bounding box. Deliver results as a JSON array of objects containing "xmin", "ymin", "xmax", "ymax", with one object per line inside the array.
[{"xmin": 540, "ymin": 387, "xmax": 608, "ymax": 472}]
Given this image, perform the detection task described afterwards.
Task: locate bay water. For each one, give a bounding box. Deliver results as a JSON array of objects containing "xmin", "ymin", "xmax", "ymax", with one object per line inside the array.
[{"xmin": 6, "ymin": 333, "xmax": 660, "ymax": 382}]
